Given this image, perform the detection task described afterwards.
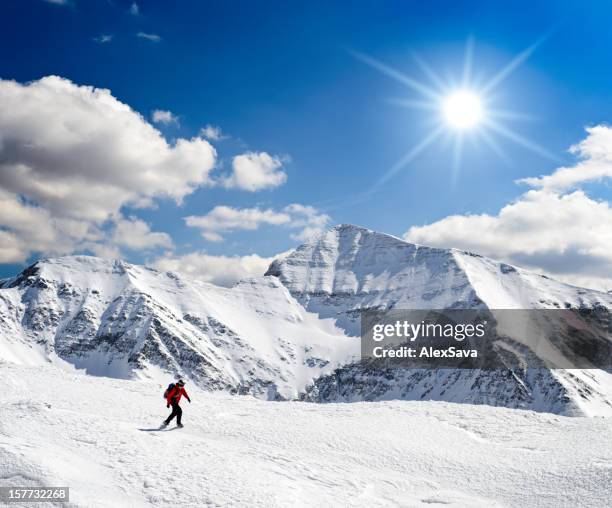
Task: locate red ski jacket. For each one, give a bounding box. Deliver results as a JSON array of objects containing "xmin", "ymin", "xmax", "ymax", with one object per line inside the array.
[{"xmin": 166, "ymin": 385, "xmax": 190, "ymax": 405}]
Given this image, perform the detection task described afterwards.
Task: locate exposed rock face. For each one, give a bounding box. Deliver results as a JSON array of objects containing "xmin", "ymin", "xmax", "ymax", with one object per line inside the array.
[
  {"xmin": 0, "ymin": 256, "xmax": 353, "ymax": 400},
  {"xmin": 267, "ymin": 225, "xmax": 612, "ymax": 416}
]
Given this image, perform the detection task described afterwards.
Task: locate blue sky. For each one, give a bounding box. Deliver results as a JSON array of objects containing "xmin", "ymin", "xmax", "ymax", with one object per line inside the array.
[{"xmin": 1, "ymin": 0, "xmax": 612, "ymax": 288}]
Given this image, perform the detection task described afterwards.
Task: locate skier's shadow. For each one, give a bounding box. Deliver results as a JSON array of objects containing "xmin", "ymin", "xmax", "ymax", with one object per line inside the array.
[{"xmin": 138, "ymin": 427, "xmax": 179, "ymax": 432}]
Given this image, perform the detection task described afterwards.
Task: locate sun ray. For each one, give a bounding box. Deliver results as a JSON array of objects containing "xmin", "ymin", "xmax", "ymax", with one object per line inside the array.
[
  {"xmin": 385, "ymin": 98, "xmax": 438, "ymax": 111},
  {"xmin": 411, "ymin": 52, "xmax": 447, "ymax": 92},
  {"xmin": 451, "ymin": 134, "xmax": 464, "ymax": 183},
  {"xmin": 373, "ymin": 125, "xmax": 446, "ymax": 190},
  {"xmin": 462, "ymin": 37, "xmax": 475, "ymax": 87},
  {"xmin": 349, "ymin": 50, "xmax": 441, "ymax": 100},
  {"xmin": 478, "ymin": 129, "xmax": 512, "ymax": 165},
  {"xmin": 485, "ymin": 119, "xmax": 561, "ymax": 162},
  {"xmin": 487, "ymin": 109, "xmax": 539, "ymax": 122},
  {"xmin": 481, "ymin": 35, "xmax": 548, "ymax": 94}
]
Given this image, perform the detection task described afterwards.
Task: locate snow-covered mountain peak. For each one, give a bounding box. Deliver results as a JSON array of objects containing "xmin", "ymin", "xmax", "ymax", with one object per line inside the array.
[
  {"xmin": 266, "ymin": 223, "xmax": 461, "ymax": 299},
  {"xmin": 262, "ymin": 226, "xmax": 612, "ymax": 416},
  {"xmin": 266, "ymin": 223, "xmax": 612, "ymax": 314}
]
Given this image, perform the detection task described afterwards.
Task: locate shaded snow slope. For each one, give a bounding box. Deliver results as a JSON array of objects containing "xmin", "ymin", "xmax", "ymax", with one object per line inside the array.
[
  {"xmin": 0, "ymin": 256, "xmax": 354, "ymax": 399},
  {"xmin": 1, "ymin": 363, "xmax": 610, "ymax": 507},
  {"xmin": 267, "ymin": 225, "xmax": 612, "ymax": 416}
]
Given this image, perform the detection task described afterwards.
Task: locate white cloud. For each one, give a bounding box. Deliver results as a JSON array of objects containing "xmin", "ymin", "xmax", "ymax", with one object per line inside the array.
[
  {"xmin": 0, "ymin": 230, "xmax": 29, "ymax": 264},
  {"xmin": 185, "ymin": 204, "xmax": 329, "ymax": 242},
  {"xmin": 150, "ymin": 251, "xmax": 281, "ymax": 287},
  {"xmin": 222, "ymin": 152, "xmax": 287, "ymax": 191},
  {"xmin": 406, "ymin": 190, "xmax": 612, "ymax": 261},
  {"xmin": 201, "ymin": 231, "xmax": 224, "ymax": 243},
  {"xmin": 93, "ymin": 34, "xmax": 113, "ymax": 44},
  {"xmin": 137, "ymin": 32, "xmax": 161, "ymax": 42},
  {"xmin": 0, "ymin": 75, "xmax": 216, "ymax": 262},
  {"xmin": 112, "ymin": 216, "xmax": 173, "ymax": 251},
  {"xmin": 84, "ymin": 242, "xmax": 122, "ymax": 260},
  {"xmin": 0, "ymin": 189, "xmax": 101, "ymax": 263},
  {"xmin": 284, "ymin": 204, "xmax": 331, "ymax": 242},
  {"xmin": 404, "ymin": 125, "xmax": 612, "ymax": 291},
  {"xmin": 0, "ymin": 197, "xmax": 49, "ymax": 263},
  {"xmin": 43, "ymin": 0, "xmax": 68, "ymax": 5},
  {"xmin": 0, "ymin": 186, "xmax": 173, "ymax": 262},
  {"xmin": 0, "ymin": 76, "xmax": 215, "ymax": 222},
  {"xmin": 284, "ymin": 204, "xmax": 330, "ymax": 228},
  {"xmin": 130, "ymin": 2, "xmax": 139, "ymax": 15},
  {"xmin": 185, "ymin": 206, "xmax": 291, "ymax": 240},
  {"xmin": 518, "ymin": 126, "xmax": 612, "ymax": 191},
  {"xmin": 200, "ymin": 124, "xmax": 226, "ymax": 141},
  {"xmin": 289, "ymin": 226, "xmax": 325, "ymax": 243},
  {"xmin": 151, "ymin": 109, "xmax": 179, "ymax": 125}
]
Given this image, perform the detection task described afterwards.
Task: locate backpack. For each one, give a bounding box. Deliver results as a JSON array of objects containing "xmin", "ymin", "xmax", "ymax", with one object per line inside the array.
[{"xmin": 163, "ymin": 383, "xmax": 175, "ymax": 399}]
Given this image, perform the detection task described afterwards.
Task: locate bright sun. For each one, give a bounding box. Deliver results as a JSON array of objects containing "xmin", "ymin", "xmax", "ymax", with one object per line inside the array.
[
  {"xmin": 443, "ymin": 91, "xmax": 483, "ymax": 129},
  {"xmin": 351, "ymin": 39, "xmax": 552, "ymax": 187}
]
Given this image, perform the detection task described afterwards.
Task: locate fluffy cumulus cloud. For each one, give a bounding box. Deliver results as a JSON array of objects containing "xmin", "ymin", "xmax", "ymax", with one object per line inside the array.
[
  {"xmin": 0, "ymin": 75, "xmax": 216, "ymax": 262},
  {"xmin": 0, "ymin": 189, "xmax": 76, "ymax": 263},
  {"xmin": 150, "ymin": 251, "xmax": 281, "ymax": 287},
  {"xmin": 405, "ymin": 125, "xmax": 612, "ymax": 291},
  {"xmin": 151, "ymin": 109, "xmax": 179, "ymax": 125},
  {"xmin": 518, "ymin": 125, "xmax": 612, "ymax": 191},
  {"xmin": 112, "ymin": 216, "xmax": 173, "ymax": 251},
  {"xmin": 185, "ymin": 206, "xmax": 290, "ymax": 242},
  {"xmin": 185, "ymin": 204, "xmax": 330, "ymax": 242},
  {"xmin": 284, "ymin": 204, "xmax": 332, "ymax": 242},
  {"xmin": 222, "ymin": 152, "xmax": 287, "ymax": 191}
]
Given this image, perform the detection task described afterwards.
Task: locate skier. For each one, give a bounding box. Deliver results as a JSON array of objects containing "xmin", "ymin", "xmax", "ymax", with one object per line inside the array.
[{"xmin": 161, "ymin": 379, "xmax": 191, "ymax": 428}]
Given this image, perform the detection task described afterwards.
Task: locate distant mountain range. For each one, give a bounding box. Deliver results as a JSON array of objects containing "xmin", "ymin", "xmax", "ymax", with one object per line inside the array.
[{"xmin": 1, "ymin": 224, "xmax": 611, "ymax": 416}]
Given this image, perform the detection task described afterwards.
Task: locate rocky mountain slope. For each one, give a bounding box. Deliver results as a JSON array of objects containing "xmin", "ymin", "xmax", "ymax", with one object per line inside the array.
[
  {"xmin": 1, "ymin": 224, "xmax": 610, "ymax": 415},
  {"xmin": 266, "ymin": 225, "xmax": 612, "ymax": 416},
  {"xmin": 0, "ymin": 255, "xmax": 354, "ymax": 400}
]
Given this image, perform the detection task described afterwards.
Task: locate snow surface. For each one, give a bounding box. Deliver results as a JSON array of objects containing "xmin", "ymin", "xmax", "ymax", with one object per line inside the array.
[{"xmin": 1, "ymin": 362, "xmax": 610, "ymax": 508}]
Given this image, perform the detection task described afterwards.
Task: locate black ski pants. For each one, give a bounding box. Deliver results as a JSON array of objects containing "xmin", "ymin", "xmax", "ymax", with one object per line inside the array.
[{"xmin": 165, "ymin": 401, "xmax": 182, "ymax": 425}]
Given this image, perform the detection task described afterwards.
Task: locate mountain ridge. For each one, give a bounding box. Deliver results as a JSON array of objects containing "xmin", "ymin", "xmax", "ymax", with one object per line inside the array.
[
  {"xmin": 1, "ymin": 224, "xmax": 611, "ymax": 416},
  {"xmin": 266, "ymin": 224, "xmax": 612, "ymax": 416},
  {"xmin": 0, "ymin": 254, "xmax": 354, "ymax": 399}
]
